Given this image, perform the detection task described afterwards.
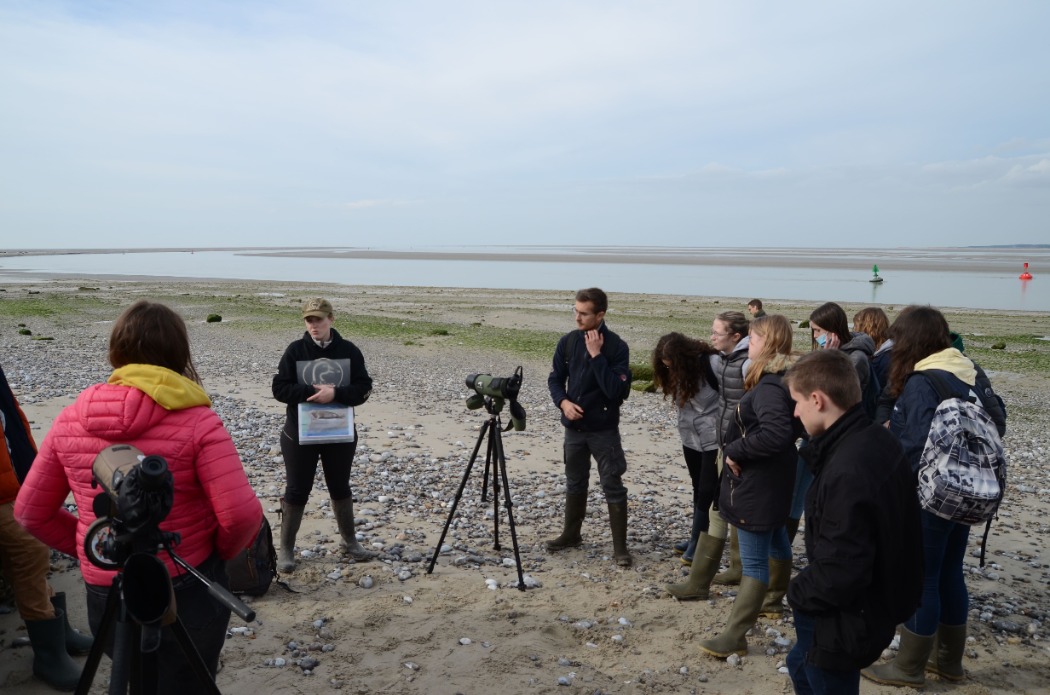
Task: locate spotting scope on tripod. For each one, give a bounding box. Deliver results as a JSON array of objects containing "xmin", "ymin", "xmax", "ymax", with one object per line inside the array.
[
  {"xmin": 427, "ymin": 367, "xmax": 529, "ymax": 590},
  {"xmin": 77, "ymin": 444, "xmax": 255, "ymax": 695}
]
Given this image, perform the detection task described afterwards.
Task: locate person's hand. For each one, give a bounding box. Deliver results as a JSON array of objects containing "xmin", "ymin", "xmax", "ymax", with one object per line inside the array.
[
  {"xmin": 584, "ymin": 329, "xmax": 604, "ymax": 357},
  {"xmin": 307, "ymin": 384, "xmax": 335, "ymax": 404},
  {"xmin": 560, "ymin": 399, "xmax": 584, "ymax": 420},
  {"xmin": 725, "ymin": 456, "xmax": 742, "ymax": 477},
  {"xmin": 825, "ymin": 333, "xmax": 841, "ymax": 350}
]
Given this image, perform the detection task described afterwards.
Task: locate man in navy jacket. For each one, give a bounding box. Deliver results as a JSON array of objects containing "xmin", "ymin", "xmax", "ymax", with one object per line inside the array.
[{"xmin": 546, "ymin": 288, "xmax": 633, "ymax": 567}]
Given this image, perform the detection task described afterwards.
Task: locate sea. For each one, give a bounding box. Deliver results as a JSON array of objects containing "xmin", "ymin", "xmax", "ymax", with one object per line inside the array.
[{"xmin": 1, "ymin": 246, "xmax": 1047, "ymax": 312}]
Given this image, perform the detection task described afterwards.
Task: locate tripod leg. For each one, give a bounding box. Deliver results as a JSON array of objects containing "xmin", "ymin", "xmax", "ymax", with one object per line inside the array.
[
  {"xmin": 489, "ymin": 429, "xmax": 501, "ymax": 550},
  {"xmin": 76, "ymin": 581, "xmax": 121, "ymax": 695},
  {"xmin": 493, "ymin": 427, "xmax": 528, "ymax": 591},
  {"xmin": 481, "ymin": 426, "xmax": 494, "ymax": 503},
  {"xmin": 427, "ymin": 419, "xmax": 491, "ymax": 574},
  {"xmin": 167, "ymin": 618, "xmax": 223, "ymax": 695}
]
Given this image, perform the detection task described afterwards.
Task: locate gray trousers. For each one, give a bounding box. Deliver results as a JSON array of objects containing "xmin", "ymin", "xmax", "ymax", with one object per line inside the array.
[{"xmin": 562, "ymin": 428, "xmax": 628, "ymax": 504}]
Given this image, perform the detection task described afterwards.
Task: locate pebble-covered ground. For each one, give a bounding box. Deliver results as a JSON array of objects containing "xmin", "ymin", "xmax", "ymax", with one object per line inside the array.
[{"xmin": 1, "ymin": 278, "xmax": 1049, "ymax": 694}]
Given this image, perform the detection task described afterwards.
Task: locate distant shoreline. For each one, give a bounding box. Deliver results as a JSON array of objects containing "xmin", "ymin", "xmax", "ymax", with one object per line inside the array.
[{"xmin": 2, "ymin": 245, "xmax": 1047, "ymax": 273}]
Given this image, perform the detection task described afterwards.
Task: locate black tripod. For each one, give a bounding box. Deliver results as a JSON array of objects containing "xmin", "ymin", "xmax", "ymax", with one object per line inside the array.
[
  {"xmin": 78, "ymin": 535, "xmax": 256, "ymax": 695},
  {"xmin": 427, "ymin": 398, "xmax": 527, "ymax": 591}
]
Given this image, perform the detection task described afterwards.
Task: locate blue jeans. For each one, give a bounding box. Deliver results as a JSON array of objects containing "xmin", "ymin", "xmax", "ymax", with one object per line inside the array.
[
  {"xmin": 789, "ymin": 457, "xmax": 814, "ymax": 521},
  {"xmin": 736, "ymin": 525, "xmax": 791, "ymax": 584},
  {"xmin": 906, "ymin": 510, "xmax": 971, "ymax": 635},
  {"xmin": 563, "ymin": 428, "xmax": 628, "ymax": 504},
  {"xmin": 788, "ymin": 610, "xmax": 860, "ymax": 695}
]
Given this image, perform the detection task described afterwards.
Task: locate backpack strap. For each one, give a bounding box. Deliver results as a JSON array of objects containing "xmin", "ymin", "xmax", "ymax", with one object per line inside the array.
[{"xmin": 910, "ymin": 369, "xmax": 956, "ymax": 403}]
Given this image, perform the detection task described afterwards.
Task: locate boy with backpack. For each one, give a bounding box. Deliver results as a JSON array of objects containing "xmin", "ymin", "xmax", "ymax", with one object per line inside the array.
[{"xmin": 783, "ymin": 351, "xmax": 923, "ymax": 695}]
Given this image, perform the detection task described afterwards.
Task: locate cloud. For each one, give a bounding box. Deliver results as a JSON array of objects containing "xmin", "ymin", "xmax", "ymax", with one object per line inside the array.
[{"xmin": 0, "ymin": 1, "xmax": 1048, "ymax": 248}]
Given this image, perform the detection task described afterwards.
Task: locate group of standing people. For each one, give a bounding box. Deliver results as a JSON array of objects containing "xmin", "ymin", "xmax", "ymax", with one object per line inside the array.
[
  {"xmin": 638, "ymin": 297, "xmax": 1006, "ymax": 693},
  {"xmin": 3, "ymin": 287, "xmax": 1006, "ymax": 694}
]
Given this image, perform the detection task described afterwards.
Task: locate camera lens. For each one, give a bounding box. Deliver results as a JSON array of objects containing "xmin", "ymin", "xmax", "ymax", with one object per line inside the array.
[{"xmin": 138, "ymin": 455, "xmax": 169, "ymax": 491}]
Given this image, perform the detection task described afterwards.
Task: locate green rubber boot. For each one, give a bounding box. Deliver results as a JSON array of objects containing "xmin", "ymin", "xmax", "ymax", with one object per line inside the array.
[
  {"xmin": 50, "ymin": 592, "xmax": 93, "ymax": 655},
  {"xmin": 608, "ymin": 502, "xmax": 633, "ymax": 567},
  {"xmin": 26, "ymin": 609, "xmax": 83, "ymax": 691},
  {"xmin": 665, "ymin": 533, "xmax": 725, "ymax": 600},
  {"xmin": 278, "ymin": 498, "xmax": 305, "ymax": 573},
  {"xmin": 759, "ymin": 558, "xmax": 793, "ymax": 618},
  {"xmin": 546, "ymin": 493, "xmax": 587, "ymax": 551},
  {"xmin": 926, "ymin": 623, "xmax": 967, "ymax": 682},
  {"xmin": 713, "ymin": 526, "xmax": 742, "ymax": 585},
  {"xmin": 699, "ymin": 576, "xmax": 768, "ymax": 658},
  {"xmin": 333, "ymin": 496, "xmax": 379, "ymax": 562},
  {"xmin": 861, "ymin": 625, "xmax": 935, "ymax": 688}
]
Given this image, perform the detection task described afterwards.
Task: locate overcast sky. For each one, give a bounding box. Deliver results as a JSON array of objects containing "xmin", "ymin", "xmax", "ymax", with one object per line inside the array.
[{"xmin": 1, "ymin": 1, "xmax": 1048, "ymax": 249}]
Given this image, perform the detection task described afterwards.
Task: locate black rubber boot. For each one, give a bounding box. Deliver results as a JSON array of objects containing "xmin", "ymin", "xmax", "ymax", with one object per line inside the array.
[
  {"xmin": 607, "ymin": 502, "xmax": 633, "ymax": 567},
  {"xmin": 333, "ymin": 496, "xmax": 379, "ymax": 561},
  {"xmin": 278, "ymin": 497, "xmax": 305, "ymax": 573},
  {"xmin": 26, "ymin": 609, "xmax": 83, "ymax": 691},
  {"xmin": 50, "ymin": 592, "xmax": 93, "ymax": 656},
  {"xmin": 546, "ymin": 493, "xmax": 587, "ymax": 551}
]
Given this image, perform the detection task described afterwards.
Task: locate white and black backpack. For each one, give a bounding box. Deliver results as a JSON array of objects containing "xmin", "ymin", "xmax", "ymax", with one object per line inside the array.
[{"xmin": 912, "ymin": 369, "xmax": 1007, "ymax": 564}]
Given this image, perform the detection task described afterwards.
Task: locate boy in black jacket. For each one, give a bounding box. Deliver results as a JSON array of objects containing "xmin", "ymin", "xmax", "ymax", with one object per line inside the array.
[{"xmin": 782, "ymin": 351, "xmax": 922, "ymax": 695}]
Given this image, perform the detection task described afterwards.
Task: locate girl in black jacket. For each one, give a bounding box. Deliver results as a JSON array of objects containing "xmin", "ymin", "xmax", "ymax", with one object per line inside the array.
[
  {"xmin": 701, "ymin": 315, "xmax": 802, "ymax": 659},
  {"xmin": 272, "ymin": 298, "xmax": 377, "ymax": 572}
]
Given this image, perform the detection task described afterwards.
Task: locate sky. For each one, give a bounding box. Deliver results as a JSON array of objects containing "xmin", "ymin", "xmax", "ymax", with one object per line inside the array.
[{"xmin": 1, "ymin": 1, "xmax": 1048, "ymax": 250}]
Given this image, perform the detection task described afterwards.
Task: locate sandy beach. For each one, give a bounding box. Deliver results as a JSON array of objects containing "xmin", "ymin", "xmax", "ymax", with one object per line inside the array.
[{"xmin": 2, "ymin": 277, "xmax": 1049, "ymax": 694}]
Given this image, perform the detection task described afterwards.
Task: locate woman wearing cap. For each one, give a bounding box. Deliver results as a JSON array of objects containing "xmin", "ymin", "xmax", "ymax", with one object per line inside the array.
[{"xmin": 272, "ymin": 297, "xmax": 377, "ymax": 571}]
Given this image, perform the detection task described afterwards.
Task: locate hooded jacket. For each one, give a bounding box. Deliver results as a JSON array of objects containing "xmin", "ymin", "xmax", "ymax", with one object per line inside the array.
[
  {"xmin": 891, "ymin": 348, "xmax": 981, "ymax": 473},
  {"xmin": 718, "ymin": 354, "xmax": 803, "ymax": 532},
  {"xmin": 14, "ymin": 364, "xmax": 263, "ymax": 587},
  {"xmin": 840, "ymin": 331, "xmax": 876, "ymax": 392}
]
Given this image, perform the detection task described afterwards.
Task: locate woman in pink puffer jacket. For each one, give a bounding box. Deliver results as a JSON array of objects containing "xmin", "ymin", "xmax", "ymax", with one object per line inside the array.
[{"xmin": 15, "ymin": 300, "xmax": 263, "ymax": 692}]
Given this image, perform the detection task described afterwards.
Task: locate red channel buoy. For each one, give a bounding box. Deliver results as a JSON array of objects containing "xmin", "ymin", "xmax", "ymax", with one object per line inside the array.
[{"xmin": 1019, "ymin": 262, "xmax": 1033, "ymax": 280}]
